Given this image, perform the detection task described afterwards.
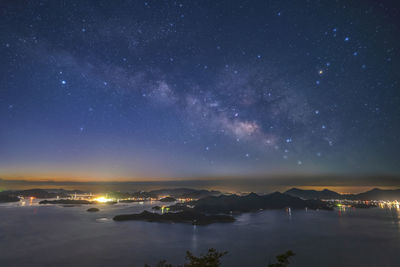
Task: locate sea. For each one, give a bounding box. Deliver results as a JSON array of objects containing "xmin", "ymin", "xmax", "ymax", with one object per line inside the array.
[{"xmin": 0, "ymin": 200, "xmax": 399, "ymax": 267}]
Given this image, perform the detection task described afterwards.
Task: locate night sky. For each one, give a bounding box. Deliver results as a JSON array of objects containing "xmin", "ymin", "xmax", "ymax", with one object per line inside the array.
[{"xmin": 1, "ymin": 1, "xmax": 399, "ymax": 181}]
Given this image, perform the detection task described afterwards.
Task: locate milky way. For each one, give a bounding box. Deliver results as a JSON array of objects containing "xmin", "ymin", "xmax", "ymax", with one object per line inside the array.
[{"xmin": 1, "ymin": 1, "xmax": 399, "ymax": 179}]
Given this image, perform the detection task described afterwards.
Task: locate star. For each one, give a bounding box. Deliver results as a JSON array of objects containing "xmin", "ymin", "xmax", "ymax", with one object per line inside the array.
[{"xmin": 61, "ymin": 80, "xmax": 66, "ymax": 85}]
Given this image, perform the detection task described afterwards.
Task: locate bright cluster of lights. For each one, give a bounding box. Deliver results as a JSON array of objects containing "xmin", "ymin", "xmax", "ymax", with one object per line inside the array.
[
  {"xmin": 93, "ymin": 197, "xmax": 113, "ymax": 203},
  {"xmin": 378, "ymin": 201, "xmax": 400, "ymax": 210}
]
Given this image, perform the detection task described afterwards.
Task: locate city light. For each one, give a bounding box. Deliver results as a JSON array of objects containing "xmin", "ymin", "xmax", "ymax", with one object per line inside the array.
[{"xmin": 93, "ymin": 197, "xmax": 113, "ymax": 203}]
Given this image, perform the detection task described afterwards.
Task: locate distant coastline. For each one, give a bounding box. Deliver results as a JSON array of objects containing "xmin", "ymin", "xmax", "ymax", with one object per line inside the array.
[{"xmin": 1, "ymin": 175, "xmax": 400, "ymax": 194}]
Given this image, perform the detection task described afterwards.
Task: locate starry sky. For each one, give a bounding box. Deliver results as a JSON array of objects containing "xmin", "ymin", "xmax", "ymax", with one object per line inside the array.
[{"xmin": 1, "ymin": 0, "xmax": 399, "ymax": 181}]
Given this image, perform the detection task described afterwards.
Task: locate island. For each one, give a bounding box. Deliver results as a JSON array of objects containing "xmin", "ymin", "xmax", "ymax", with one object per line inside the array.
[
  {"xmin": 113, "ymin": 192, "xmax": 331, "ymax": 226},
  {"xmin": 159, "ymin": 197, "xmax": 176, "ymax": 202},
  {"xmin": 167, "ymin": 192, "xmax": 333, "ymax": 214},
  {"xmin": 351, "ymin": 203, "xmax": 378, "ymax": 209},
  {"xmin": 118, "ymin": 199, "xmax": 142, "ymax": 203},
  {"xmin": 39, "ymin": 199, "xmax": 117, "ymax": 205},
  {"xmin": 113, "ymin": 210, "xmax": 235, "ymax": 225},
  {"xmin": 0, "ymin": 195, "xmax": 20, "ymax": 203},
  {"xmin": 87, "ymin": 207, "xmax": 100, "ymax": 212},
  {"xmin": 285, "ymin": 187, "xmax": 400, "ymax": 201},
  {"xmin": 39, "ymin": 199, "xmax": 93, "ymax": 205}
]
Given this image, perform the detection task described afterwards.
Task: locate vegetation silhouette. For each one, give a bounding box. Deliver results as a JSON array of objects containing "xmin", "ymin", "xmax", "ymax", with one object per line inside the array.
[
  {"xmin": 144, "ymin": 248, "xmax": 226, "ymax": 267},
  {"xmin": 144, "ymin": 248, "xmax": 295, "ymax": 267},
  {"xmin": 268, "ymin": 250, "xmax": 295, "ymax": 267}
]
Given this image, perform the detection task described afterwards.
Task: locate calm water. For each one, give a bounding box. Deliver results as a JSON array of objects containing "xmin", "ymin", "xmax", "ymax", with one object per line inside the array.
[{"xmin": 1, "ymin": 201, "xmax": 400, "ymax": 267}]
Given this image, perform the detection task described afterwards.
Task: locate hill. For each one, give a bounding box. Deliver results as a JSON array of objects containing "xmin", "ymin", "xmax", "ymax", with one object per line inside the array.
[
  {"xmin": 169, "ymin": 192, "xmax": 332, "ymax": 214},
  {"xmin": 285, "ymin": 188, "xmax": 400, "ymax": 201}
]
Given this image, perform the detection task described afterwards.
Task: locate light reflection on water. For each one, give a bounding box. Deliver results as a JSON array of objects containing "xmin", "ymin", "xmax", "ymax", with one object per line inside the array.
[{"xmin": 1, "ymin": 203, "xmax": 400, "ymax": 267}]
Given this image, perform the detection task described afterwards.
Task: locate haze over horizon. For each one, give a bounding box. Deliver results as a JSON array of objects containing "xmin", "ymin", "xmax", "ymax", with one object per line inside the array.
[
  {"xmin": 1, "ymin": 1, "xmax": 399, "ymax": 184},
  {"xmin": 1, "ymin": 174, "xmax": 399, "ymax": 194}
]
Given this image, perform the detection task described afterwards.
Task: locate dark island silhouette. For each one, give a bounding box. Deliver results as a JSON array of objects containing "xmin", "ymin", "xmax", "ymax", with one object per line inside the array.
[
  {"xmin": 116, "ymin": 192, "xmax": 332, "ymax": 225},
  {"xmin": 147, "ymin": 188, "xmax": 221, "ymax": 199},
  {"xmin": 1, "ymin": 187, "xmax": 399, "ymax": 207},
  {"xmin": 39, "ymin": 199, "xmax": 92, "ymax": 205},
  {"xmin": 0, "ymin": 195, "xmax": 19, "ymax": 203},
  {"xmin": 285, "ymin": 188, "xmax": 400, "ymax": 201},
  {"xmin": 87, "ymin": 207, "xmax": 100, "ymax": 212},
  {"xmin": 159, "ymin": 197, "xmax": 176, "ymax": 202},
  {"xmin": 166, "ymin": 192, "xmax": 333, "ymax": 214}
]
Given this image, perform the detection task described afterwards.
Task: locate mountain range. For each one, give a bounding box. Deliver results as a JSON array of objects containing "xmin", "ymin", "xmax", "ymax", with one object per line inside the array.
[{"xmin": 285, "ymin": 188, "xmax": 400, "ymax": 201}]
